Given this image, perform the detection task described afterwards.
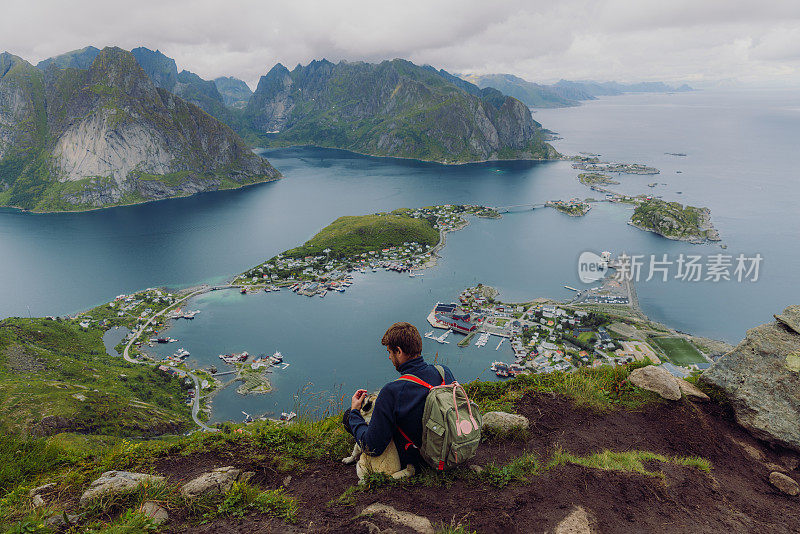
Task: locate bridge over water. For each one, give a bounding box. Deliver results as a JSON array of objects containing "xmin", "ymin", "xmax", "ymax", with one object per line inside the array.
[{"xmin": 491, "ymin": 203, "xmax": 547, "ymax": 213}]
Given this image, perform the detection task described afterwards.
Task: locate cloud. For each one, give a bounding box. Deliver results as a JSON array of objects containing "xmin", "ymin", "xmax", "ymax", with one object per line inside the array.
[{"xmin": 2, "ymin": 0, "xmax": 799, "ymax": 87}]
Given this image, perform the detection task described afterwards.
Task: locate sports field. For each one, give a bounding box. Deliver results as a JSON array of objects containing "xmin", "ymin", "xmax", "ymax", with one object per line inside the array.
[{"xmin": 651, "ymin": 337, "xmax": 707, "ymax": 366}]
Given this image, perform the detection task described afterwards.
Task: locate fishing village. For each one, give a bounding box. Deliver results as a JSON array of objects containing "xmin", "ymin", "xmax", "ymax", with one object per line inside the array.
[{"xmin": 425, "ymin": 263, "xmax": 713, "ymax": 381}]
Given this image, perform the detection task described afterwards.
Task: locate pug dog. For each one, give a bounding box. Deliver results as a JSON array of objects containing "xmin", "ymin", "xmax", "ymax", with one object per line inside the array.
[{"xmin": 342, "ymin": 393, "xmax": 416, "ymax": 483}]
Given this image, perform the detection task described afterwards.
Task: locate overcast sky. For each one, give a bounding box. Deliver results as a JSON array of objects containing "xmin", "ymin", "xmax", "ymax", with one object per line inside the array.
[{"xmin": 3, "ymin": 0, "xmax": 799, "ymax": 89}]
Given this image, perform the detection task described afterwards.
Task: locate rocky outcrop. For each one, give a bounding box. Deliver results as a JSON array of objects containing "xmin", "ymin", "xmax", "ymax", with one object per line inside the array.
[
  {"xmin": 629, "ymin": 366, "xmax": 682, "ymax": 400},
  {"xmin": 80, "ymin": 471, "xmax": 164, "ymax": 506},
  {"xmin": 701, "ymin": 305, "xmax": 800, "ymax": 452},
  {"xmin": 0, "ymin": 47, "xmax": 280, "ymax": 211},
  {"xmin": 246, "ymin": 59, "xmax": 558, "ymax": 164}
]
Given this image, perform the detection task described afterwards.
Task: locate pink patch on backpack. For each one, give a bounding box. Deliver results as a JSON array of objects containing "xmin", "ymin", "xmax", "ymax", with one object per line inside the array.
[{"xmin": 459, "ymin": 419, "xmax": 474, "ymax": 435}]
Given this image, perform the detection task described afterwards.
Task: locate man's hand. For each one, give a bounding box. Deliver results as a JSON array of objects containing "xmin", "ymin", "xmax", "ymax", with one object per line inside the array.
[{"xmin": 351, "ymin": 389, "xmax": 368, "ymax": 411}]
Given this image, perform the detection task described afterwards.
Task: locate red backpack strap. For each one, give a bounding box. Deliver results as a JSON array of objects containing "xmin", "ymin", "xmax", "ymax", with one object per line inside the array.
[
  {"xmin": 397, "ymin": 374, "xmax": 434, "ymax": 389},
  {"xmin": 395, "ymin": 425, "xmax": 418, "ymax": 450}
]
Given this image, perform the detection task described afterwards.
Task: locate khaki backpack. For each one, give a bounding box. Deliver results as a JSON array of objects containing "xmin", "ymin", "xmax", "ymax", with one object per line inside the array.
[{"xmin": 396, "ymin": 365, "xmax": 482, "ymax": 470}]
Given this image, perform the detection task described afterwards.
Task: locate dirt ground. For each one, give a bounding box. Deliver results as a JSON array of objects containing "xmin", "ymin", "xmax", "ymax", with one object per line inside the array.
[{"xmin": 162, "ymin": 393, "xmax": 800, "ymax": 533}]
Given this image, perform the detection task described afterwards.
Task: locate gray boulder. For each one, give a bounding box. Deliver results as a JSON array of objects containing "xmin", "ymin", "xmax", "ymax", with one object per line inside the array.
[
  {"xmin": 482, "ymin": 411, "xmax": 530, "ymax": 432},
  {"xmin": 180, "ymin": 466, "xmax": 253, "ymax": 498},
  {"xmin": 140, "ymin": 501, "xmax": 169, "ymax": 525},
  {"xmin": 628, "ymin": 366, "xmax": 681, "ymax": 400},
  {"xmin": 675, "ymin": 378, "xmax": 710, "ymax": 402},
  {"xmin": 45, "ymin": 512, "xmax": 79, "ymax": 528},
  {"xmin": 769, "ymin": 471, "xmax": 799, "ymax": 496},
  {"xmin": 701, "ymin": 307, "xmax": 800, "ymax": 452},
  {"xmin": 80, "ymin": 471, "xmax": 164, "ymax": 506},
  {"xmin": 553, "ymin": 506, "xmax": 597, "ymax": 534},
  {"xmin": 361, "ymin": 503, "xmax": 434, "ymax": 534}
]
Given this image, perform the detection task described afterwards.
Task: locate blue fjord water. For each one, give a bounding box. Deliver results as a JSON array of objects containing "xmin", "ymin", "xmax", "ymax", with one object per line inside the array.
[{"xmin": 0, "ymin": 89, "xmax": 797, "ymax": 420}]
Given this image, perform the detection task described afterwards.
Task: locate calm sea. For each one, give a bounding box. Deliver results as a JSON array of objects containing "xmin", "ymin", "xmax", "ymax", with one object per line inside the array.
[{"xmin": 1, "ymin": 89, "xmax": 797, "ymax": 420}]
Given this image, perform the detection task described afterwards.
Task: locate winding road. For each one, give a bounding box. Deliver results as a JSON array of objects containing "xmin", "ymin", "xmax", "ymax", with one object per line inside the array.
[{"xmin": 122, "ymin": 284, "xmax": 233, "ymax": 432}]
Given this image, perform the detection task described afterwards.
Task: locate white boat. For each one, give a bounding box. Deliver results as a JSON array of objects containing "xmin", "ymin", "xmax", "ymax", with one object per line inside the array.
[
  {"xmin": 270, "ymin": 351, "xmax": 283, "ymax": 363},
  {"xmin": 280, "ymin": 411, "xmax": 297, "ymax": 421}
]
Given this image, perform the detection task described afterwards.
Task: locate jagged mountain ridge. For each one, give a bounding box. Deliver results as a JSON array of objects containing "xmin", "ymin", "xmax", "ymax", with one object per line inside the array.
[
  {"xmin": 246, "ymin": 59, "xmax": 559, "ymax": 163},
  {"xmin": 0, "ymin": 47, "xmax": 279, "ymax": 211},
  {"xmin": 214, "ymin": 76, "xmax": 253, "ymax": 108}
]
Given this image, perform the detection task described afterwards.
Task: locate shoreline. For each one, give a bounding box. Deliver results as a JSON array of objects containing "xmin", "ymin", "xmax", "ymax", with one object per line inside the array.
[
  {"xmin": 0, "ymin": 175, "xmax": 281, "ymax": 215},
  {"xmin": 259, "ymin": 143, "xmax": 561, "ymax": 166}
]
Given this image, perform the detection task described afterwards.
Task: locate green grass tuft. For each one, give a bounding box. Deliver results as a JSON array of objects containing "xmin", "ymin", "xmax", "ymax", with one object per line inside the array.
[{"xmin": 547, "ymin": 448, "xmax": 712, "ymax": 478}]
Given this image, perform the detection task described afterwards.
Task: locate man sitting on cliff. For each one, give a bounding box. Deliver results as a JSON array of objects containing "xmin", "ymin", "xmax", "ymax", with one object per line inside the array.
[{"xmin": 342, "ymin": 321, "xmax": 455, "ymax": 472}]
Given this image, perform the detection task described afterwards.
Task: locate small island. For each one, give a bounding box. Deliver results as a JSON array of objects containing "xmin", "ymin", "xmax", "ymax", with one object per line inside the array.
[
  {"xmin": 578, "ymin": 173, "xmax": 620, "ymax": 187},
  {"xmin": 572, "ymin": 156, "xmax": 659, "ymax": 175},
  {"xmin": 629, "ymin": 199, "xmax": 721, "ymax": 243},
  {"xmin": 546, "ymin": 199, "xmax": 592, "ymax": 217}
]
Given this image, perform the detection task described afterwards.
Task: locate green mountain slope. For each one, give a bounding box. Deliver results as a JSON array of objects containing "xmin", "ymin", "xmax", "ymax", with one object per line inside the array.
[
  {"xmin": 246, "ymin": 59, "xmax": 558, "ymax": 163},
  {"xmin": 0, "ymin": 317, "xmax": 192, "ymax": 436},
  {"xmin": 0, "ymin": 47, "xmax": 279, "ymax": 211}
]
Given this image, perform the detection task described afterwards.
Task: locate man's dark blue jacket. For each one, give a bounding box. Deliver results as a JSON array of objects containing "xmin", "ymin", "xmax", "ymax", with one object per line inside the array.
[{"xmin": 343, "ymin": 356, "xmax": 455, "ymax": 468}]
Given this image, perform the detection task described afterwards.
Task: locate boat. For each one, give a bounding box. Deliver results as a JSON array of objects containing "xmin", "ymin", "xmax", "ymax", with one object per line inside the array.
[
  {"xmin": 182, "ymin": 310, "xmax": 199, "ymax": 319},
  {"xmin": 240, "ymin": 287, "xmax": 247, "ymax": 294},
  {"xmin": 280, "ymin": 411, "xmax": 297, "ymax": 421},
  {"xmin": 172, "ymin": 348, "xmax": 190, "ymax": 359},
  {"xmin": 319, "ymin": 290, "xmax": 327, "ymax": 298},
  {"xmin": 270, "ymin": 351, "xmax": 283, "ymax": 363}
]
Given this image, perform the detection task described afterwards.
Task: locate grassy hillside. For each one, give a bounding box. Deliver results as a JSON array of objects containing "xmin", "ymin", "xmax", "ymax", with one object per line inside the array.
[
  {"xmin": 5, "ymin": 357, "xmax": 796, "ymax": 533},
  {"xmin": 0, "ymin": 317, "xmax": 192, "ymax": 436},
  {"xmin": 284, "ymin": 209, "xmax": 440, "ymax": 259}
]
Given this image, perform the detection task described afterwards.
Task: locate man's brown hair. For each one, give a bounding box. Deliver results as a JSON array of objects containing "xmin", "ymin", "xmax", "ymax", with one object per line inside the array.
[{"xmin": 381, "ymin": 322, "xmax": 422, "ymax": 358}]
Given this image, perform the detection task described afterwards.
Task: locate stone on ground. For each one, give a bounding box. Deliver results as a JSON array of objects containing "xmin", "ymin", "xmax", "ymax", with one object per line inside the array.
[
  {"xmin": 361, "ymin": 503, "xmax": 434, "ymax": 534},
  {"xmin": 45, "ymin": 513, "xmax": 79, "ymax": 528},
  {"xmin": 140, "ymin": 501, "xmax": 169, "ymax": 525},
  {"xmin": 629, "ymin": 366, "xmax": 681, "ymax": 400},
  {"xmin": 553, "ymin": 506, "xmax": 597, "ymax": 534},
  {"xmin": 675, "ymin": 378, "xmax": 710, "ymax": 402},
  {"xmin": 769, "ymin": 471, "xmax": 799, "ymax": 496},
  {"xmin": 482, "ymin": 411, "xmax": 530, "ymax": 432},
  {"xmin": 702, "ymin": 306, "xmax": 800, "ymax": 452},
  {"xmin": 80, "ymin": 471, "xmax": 164, "ymax": 506},
  {"xmin": 181, "ymin": 466, "xmax": 253, "ymax": 498}
]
